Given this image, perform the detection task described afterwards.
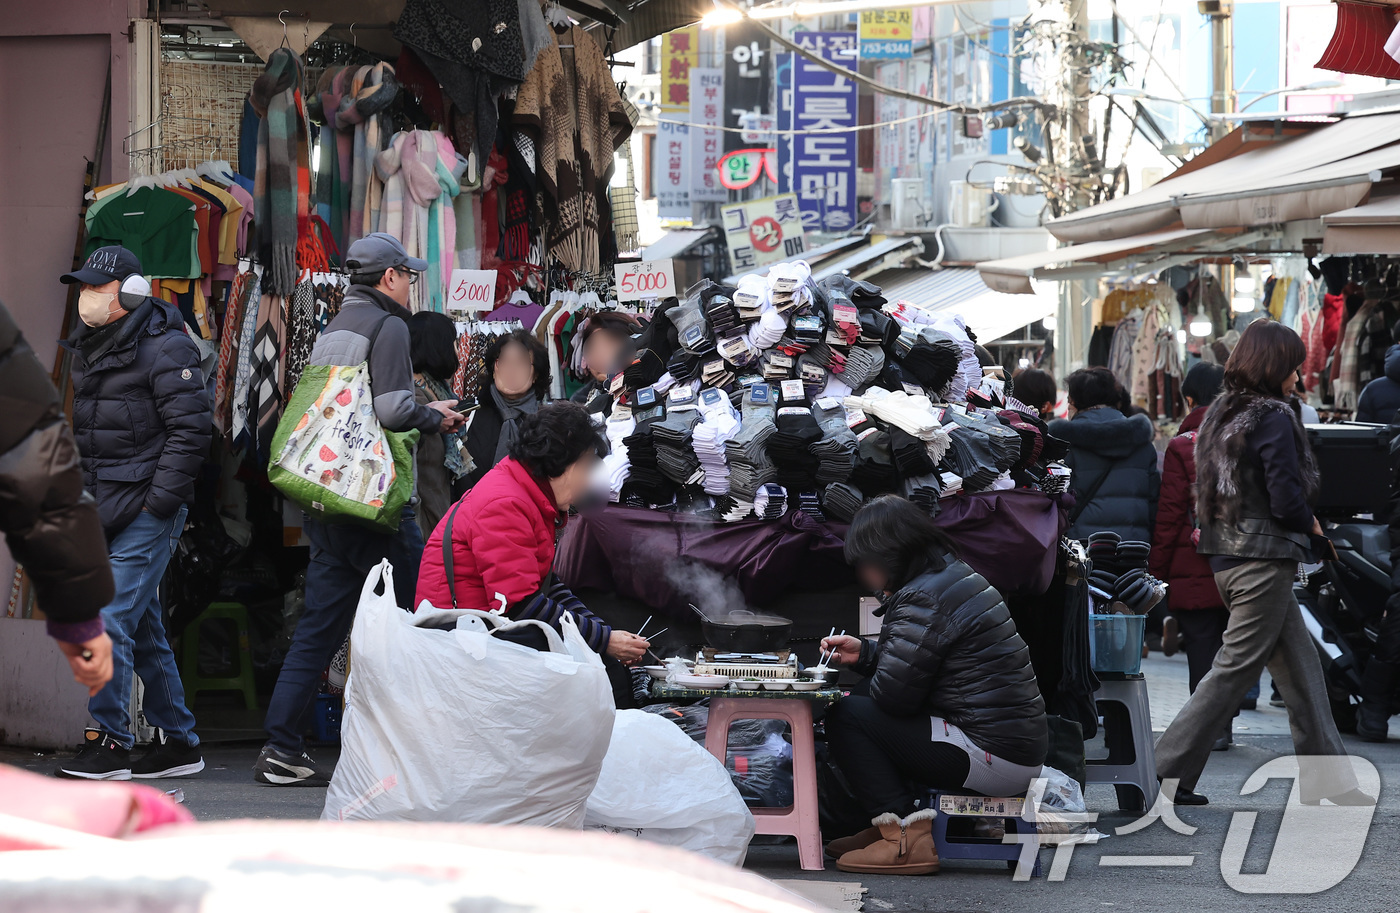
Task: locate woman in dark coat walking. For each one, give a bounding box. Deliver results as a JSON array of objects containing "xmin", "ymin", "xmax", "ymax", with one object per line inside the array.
[
  {"xmin": 1049, "ymin": 366, "xmax": 1160, "ymax": 542},
  {"xmin": 1155, "ymin": 320, "xmax": 1368, "ymax": 807},
  {"xmin": 820, "ymin": 496, "xmax": 1047, "ymax": 876}
]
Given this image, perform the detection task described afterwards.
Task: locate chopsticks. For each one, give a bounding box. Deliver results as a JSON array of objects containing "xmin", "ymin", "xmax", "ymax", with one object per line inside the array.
[{"xmin": 816, "ymin": 628, "xmax": 846, "ymax": 670}]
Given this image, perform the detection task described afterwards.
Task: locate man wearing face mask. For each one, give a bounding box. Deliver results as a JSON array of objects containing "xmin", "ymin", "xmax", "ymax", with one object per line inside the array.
[
  {"xmin": 55, "ymin": 246, "xmax": 211, "ymax": 781},
  {"xmin": 256, "ymin": 233, "xmax": 466, "ymax": 787}
]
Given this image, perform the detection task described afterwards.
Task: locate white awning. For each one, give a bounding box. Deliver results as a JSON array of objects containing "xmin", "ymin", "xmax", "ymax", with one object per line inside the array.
[
  {"xmin": 976, "ymin": 228, "xmax": 1220, "ymax": 294},
  {"xmin": 642, "ymin": 228, "xmax": 714, "ymax": 262},
  {"xmin": 868, "ymin": 267, "xmax": 1057, "ymax": 343},
  {"xmin": 1322, "ymin": 195, "xmax": 1400, "ymax": 254},
  {"xmin": 1046, "ymin": 111, "xmax": 1400, "ymax": 243}
]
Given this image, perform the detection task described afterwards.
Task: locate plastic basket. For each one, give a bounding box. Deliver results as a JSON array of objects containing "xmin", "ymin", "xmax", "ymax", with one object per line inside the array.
[{"xmin": 1089, "ymin": 614, "xmax": 1146, "ymax": 675}]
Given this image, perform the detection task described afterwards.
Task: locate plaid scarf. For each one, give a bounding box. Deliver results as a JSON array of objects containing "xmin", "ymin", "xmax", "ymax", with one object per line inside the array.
[
  {"xmin": 251, "ymin": 49, "xmax": 309, "ymax": 296},
  {"xmin": 338, "ymin": 62, "xmax": 399, "ymax": 243},
  {"xmin": 213, "ymin": 269, "xmax": 253, "ymax": 436}
]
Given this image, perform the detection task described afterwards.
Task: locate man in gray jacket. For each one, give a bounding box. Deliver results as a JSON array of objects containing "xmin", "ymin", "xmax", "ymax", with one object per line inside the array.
[{"xmin": 256, "ymin": 233, "xmax": 464, "ymax": 786}]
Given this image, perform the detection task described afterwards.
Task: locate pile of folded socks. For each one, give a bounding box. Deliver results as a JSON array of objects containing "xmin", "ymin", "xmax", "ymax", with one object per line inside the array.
[
  {"xmin": 652, "ymin": 407, "xmax": 702, "ymax": 485},
  {"xmin": 938, "ymin": 423, "xmax": 1000, "ymax": 492},
  {"xmin": 794, "ymin": 491, "xmax": 825, "ymax": 521},
  {"xmin": 895, "ymin": 327, "xmax": 963, "ymax": 394},
  {"xmin": 821, "ymin": 482, "xmax": 864, "ymax": 523},
  {"xmin": 850, "ymin": 427, "xmax": 898, "ymax": 495},
  {"xmin": 902, "ymin": 472, "xmax": 944, "ymax": 514},
  {"xmin": 727, "ymin": 389, "xmax": 778, "ymax": 501},
  {"xmin": 754, "ymin": 482, "xmax": 788, "ymax": 520},
  {"xmin": 840, "ymin": 345, "xmax": 885, "ymax": 389},
  {"xmin": 621, "ymin": 405, "xmax": 675, "ymax": 504},
  {"xmin": 890, "ymin": 426, "xmax": 938, "ymax": 479},
  {"xmin": 692, "ymin": 393, "xmax": 741, "ymax": 496},
  {"xmin": 711, "ymin": 494, "xmax": 755, "ymax": 522},
  {"xmin": 767, "ymin": 408, "xmax": 823, "ymax": 492},
  {"xmin": 811, "ymin": 399, "xmax": 858, "ymax": 484}
]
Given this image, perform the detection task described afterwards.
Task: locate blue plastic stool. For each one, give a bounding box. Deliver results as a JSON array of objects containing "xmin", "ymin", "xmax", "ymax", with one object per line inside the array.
[{"xmin": 928, "ymin": 790, "xmax": 1044, "ymax": 877}]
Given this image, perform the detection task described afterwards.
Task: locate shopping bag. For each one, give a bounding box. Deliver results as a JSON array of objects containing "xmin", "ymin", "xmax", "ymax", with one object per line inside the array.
[
  {"xmin": 584, "ymin": 710, "xmax": 755, "ymax": 866},
  {"xmin": 323, "ymin": 561, "xmax": 615, "ymax": 827},
  {"xmin": 267, "ymin": 361, "xmax": 418, "ymax": 532}
]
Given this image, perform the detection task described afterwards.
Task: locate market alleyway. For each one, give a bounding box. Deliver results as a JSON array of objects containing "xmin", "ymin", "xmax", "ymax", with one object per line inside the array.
[{"xmin": 8, "ymin": 651, "xmax": 1397, "ymax": 913}]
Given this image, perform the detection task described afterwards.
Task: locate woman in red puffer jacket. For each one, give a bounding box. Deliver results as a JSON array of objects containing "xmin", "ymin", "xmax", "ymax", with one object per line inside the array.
[
  {"xmin": 415, "ymin": 402, "xmax": 649, "ymax": 702},
  {"xmin": 1150, "ymin": 364, "xmax": 1228, "ymax": 703}
]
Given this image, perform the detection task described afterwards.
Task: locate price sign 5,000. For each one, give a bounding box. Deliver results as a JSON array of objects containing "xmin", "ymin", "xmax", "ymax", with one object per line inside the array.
[
  {"xmin": 447, "ymin": 269, "xmax": 498, "ymax": 314},
  {"xmin": 614, "ymin": 258, "xmax": 676, "ymax": 301}
]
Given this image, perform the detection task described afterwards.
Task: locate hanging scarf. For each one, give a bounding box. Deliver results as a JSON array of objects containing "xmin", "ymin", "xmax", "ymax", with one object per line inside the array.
[
  {"xmin": 251, "ymin": 48, "xmax": 309, "ymax": 296},
  {"xmin": 230, "ymin": 265, "xmax": 264, "ymax": 449},
  {"xmin": 250, "ymin": 290, "xmax": 286, "ymax": 458},
  {"xmin": 312, "ymin": 66, "xmax": 352, "ymax": 256},
  {"xmin": 490, "ymin": 385, "xmax": 539, "ymax": 465},
  {"xmin": 421, "ymin": 372, "xmax": 474, "ymax": 480},
  {"xmin": 284, "ymin": 277, "xmax": 317, "ymax": 396},
  {"xmin": 375, "ymin": 130, "xmax": 465, "ymax": 311},
  {"xmin": 338, "ymin": 62, "xmax": 399, "ymax": 244},
  {"xmin": 213, "ymin": 268, "xmax": 252, "ymax": 436}
]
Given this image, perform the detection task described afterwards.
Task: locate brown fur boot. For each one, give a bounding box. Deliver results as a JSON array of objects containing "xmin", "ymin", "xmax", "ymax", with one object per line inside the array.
[
  {"xmin": 835, "ymin": 809, "xmax": 940, "ymax": 875},
  {"xmin": 825, "ymin": 825, "xmax": 884, "ymax": 859}
]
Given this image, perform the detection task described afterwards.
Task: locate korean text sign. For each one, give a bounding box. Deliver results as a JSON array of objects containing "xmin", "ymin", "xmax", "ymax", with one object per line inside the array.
[
  {"xmin": 721, "ymin": 193, "xmax": 806, "ymax": 272},
  {"xmin": 690, "ymin": 67, "xmax": 726, "ymax": 202},
  {"xmin": 859, "ymin": 10, "xmax": 913, "ymax": 59},
  {"xmin": 655, "ymin": 26, "xmax": 699, "ymax": 220},
  {"xmin": 791, "ymin": 31, "xmax": 858, "ymax": 233}
]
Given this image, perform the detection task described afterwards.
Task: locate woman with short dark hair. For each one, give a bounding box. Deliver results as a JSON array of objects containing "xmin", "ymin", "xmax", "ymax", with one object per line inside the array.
[
  {"xmin": 820, "ymin": 495, "xmax": 1047, "ymax": 876},
  {"xmin": 1012, "ymin": 367, "xmax": 1056, "ymax": 420},
  {"xmin": 415, "ymin": 402, "xmax": 649, "ymax": 706},
  {"xmin": 463, "ymin": 329, "xmax": 552, "ymax": 490},
  {"xmin": 408, "ymin": 312, "xmax": 471, "ymax": 537},
  {"xmin": 571, "ymin": 312, "xmax": 640, "ymax": 416},
  {"xmin": 1155, "ymin": 320, "xmax": 1368, "ymax": 806},
  {"xmin": 1049, "ymin": 366, "xmax": 1160, "ymax": 541}
]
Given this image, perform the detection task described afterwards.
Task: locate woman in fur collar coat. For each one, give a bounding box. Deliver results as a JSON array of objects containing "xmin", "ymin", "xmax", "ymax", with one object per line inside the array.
[{"xmin": 1154, "ymin": 320, "xmax": 1368, "ymax": 807}]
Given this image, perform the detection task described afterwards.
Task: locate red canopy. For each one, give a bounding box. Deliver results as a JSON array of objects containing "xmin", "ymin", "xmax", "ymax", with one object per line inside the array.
[{"xmin": 1316, "ymin": 1, "xmax": 1400, "ymax": 80}]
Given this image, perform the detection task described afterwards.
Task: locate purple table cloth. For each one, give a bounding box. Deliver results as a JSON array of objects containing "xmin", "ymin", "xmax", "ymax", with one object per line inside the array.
[{"xmin": 555, "ymin": 490, "xmax": 1068, "ymax": 612}]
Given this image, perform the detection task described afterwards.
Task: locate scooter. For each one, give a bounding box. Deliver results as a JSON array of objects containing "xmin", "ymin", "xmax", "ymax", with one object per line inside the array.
[{"xmin": 1294, "ymin": 422, "xmax": 1397, "ymax": 733}]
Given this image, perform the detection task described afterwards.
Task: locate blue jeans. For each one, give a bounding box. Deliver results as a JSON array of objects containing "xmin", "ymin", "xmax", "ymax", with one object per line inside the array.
[
  {"xmin": 263, "ymin": 510, "xmax": 422, "ymax": 754},
  {"xmin": 89, "ymin": 505, "xmax": 199, "ymax": 750}
]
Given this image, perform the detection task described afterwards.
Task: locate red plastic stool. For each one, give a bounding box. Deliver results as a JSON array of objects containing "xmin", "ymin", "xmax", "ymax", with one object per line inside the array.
[{"xmin": 704, "ymin": 696, "xmax": 824, "ymax": 871}]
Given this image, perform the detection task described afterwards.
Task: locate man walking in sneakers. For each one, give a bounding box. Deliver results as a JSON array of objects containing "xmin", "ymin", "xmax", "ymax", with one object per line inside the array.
[
  {"xmin": 256, "ymin": 233, "xmax": 464, "ymax": 786},
  {"xmin": 56, "ymin": 246, "xmax": 211, "ymax": 780}
]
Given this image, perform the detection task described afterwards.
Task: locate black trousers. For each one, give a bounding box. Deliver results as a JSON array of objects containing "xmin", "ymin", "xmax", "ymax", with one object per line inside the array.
[
  {"xmin": 1177, "ymin": 608, "xmax": 1230, "ymax": 692},
  {"xmin": 824, "ymin": 695, "xmax": 971, "ymax": 819}
]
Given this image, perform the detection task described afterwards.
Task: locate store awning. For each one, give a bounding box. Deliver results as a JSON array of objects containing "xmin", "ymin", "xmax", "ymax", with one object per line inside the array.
[
  {"xmin": 976, "ymin": 227, "xmax": 1220, "ymax": 295},
  {"xmin": 1316, "ymin": 1, "xmax": 1400, "ymax": 81},
  {"xmin": 721, "ymin": 230, "xmax": 872, "ymax": 284},
  {"xmin": 642, "ymin": 227, "xmax": 714, "ymax": 261},
  {"xmin": 868, "ymin": 267, "xmax": 1057, "ymax": 344},
  {"xmin": 1323, "ymin": 195, "xmax": 1400, "ymax": 254},
  {"xmin": 1047, "ymin": 111, "xmax": 1400, "ymax": 243},
  {"xmin": 812, "ymin": 236, "xmax": 922, "ymax": 282}
]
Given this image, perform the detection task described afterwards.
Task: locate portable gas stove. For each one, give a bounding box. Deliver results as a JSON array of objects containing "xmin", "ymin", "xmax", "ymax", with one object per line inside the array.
[{"xmin": 694, "ymin": 650, "xmax": 798, "ymax": 680}]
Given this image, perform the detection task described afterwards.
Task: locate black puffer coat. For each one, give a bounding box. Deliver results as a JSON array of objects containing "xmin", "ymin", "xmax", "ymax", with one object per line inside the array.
[
  {"xmin": 67, "ymin": 298, "xmax": 211, "ymax": 537},
  {"xmin": 0, "ymin": 301, "xmax": 114, "ymax": 628},
  {"xmin": 854, "ymin": 555, "xmax": 1048, "ymax": 766}
]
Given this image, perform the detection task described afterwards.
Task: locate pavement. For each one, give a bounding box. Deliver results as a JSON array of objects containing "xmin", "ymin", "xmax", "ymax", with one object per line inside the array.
[{"xmin": 8, "ymin": 650, "xmax": 1400, "ymax": 912}]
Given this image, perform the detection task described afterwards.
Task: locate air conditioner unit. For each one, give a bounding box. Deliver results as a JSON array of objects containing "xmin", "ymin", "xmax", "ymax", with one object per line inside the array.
[
  {"xmin": 890, "ymin": 178, "xmax": 927, "ymax": 230},
  {"xmin": 949, "ymin": 180, "xmax": 991, "ymax": 228}
]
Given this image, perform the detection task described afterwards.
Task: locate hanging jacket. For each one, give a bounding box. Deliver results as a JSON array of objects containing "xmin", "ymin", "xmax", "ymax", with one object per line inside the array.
[
  {"xmin": 66, "ymin": 298, "xmax": 211, "ymax": 538},
  {"xmin": 1048, "ymin": 407, "xmax": 1160, "ymax": 542},
  {"xmin": 1356, "ymin": 344, "xmax": 1400, "ymax": 424},
  {"xmin": 852, "ymin": 555, "xmax": 1048, "ymax": 767},
  {"xmin": 1148, "ymin": 407, "xmax": 1223, "ymax": 611},
  {"xmin": 415, "ymin": 456, "xmax": 611, "ymax": 651},
  {"xmin": 0, "ymin": 301, "xmax": 114, "ymax": 641}
]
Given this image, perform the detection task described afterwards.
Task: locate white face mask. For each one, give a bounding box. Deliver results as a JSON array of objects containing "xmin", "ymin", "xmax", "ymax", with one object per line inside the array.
[{"xmin": 78, "ymin": 289, "xmax": 119, "ymax": 328}]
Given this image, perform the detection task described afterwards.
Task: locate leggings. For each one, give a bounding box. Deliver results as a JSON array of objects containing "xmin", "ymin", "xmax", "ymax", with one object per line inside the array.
[{"xmin": 825, "ymin": 695, "xmax": 1043, "ymax": 818}]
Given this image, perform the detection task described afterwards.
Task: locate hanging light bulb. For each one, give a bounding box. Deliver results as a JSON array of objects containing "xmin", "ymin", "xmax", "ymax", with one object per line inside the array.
[
  {"xmin": 1041, "ymin": 313, "xmax": 1057, "ymax": 331},
  {"xmin": 1189, "ymin": 309, "xmax": 1213, "ymax": 337},
  {"xmin": 1176, "ymin": 329, "xmax": 1187, "ymax": 344},
  {"xmin": 1231, "ymin": 296, "xmax": 1257, "ymax": 313}
]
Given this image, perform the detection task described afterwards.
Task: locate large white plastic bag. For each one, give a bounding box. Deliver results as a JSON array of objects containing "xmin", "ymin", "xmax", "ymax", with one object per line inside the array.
[
  {"xmin": 323, "ymin": 561, "xmax": 615, "ymax": 827},
  {"xmin": 584, "ymin": 710, "xmax": 756, "ymax": 866}
]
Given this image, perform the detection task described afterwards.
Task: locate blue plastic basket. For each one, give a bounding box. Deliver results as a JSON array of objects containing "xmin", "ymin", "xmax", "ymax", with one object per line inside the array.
[{"xmin": 1089, "ymin": 614, "xmax": 1146, "ymax": 675}]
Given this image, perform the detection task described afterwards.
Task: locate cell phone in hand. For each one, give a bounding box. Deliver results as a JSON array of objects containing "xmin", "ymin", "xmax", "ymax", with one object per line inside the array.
[{"xmin": 453, "ymin": 398, "xmax": 480, "ymax": 417}]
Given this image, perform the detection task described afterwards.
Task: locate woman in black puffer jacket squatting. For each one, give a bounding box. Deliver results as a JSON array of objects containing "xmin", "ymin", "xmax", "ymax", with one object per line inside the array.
[{"xmin": 820, "ymin": 495, "xmax": 1048, "ymax": 875}]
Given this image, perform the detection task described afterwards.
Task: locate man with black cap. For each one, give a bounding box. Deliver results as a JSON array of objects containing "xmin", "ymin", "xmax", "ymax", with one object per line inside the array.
[
  {"xmin": 256, "ymin": 232, "xmax": 464, "ymax": 786},
  {"xmin": 56, "ymin": 245, "xmax": 211, "ymax": 781}
]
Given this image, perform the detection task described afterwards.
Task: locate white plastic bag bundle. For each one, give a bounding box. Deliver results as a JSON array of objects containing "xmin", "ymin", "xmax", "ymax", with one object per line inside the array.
[
  {"xmin": 323, "ymin": 560, "xmax": 615, "ymax": 827},
  {"xmin": 584, "ymin": 710, "xmax": 756, "ymax": 866}
]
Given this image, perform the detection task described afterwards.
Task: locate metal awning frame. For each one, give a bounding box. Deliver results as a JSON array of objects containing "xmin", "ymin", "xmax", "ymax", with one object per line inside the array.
[{"xmin": 1029, "ymin": 228, "xmax": 1282, "ymax": 284}]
